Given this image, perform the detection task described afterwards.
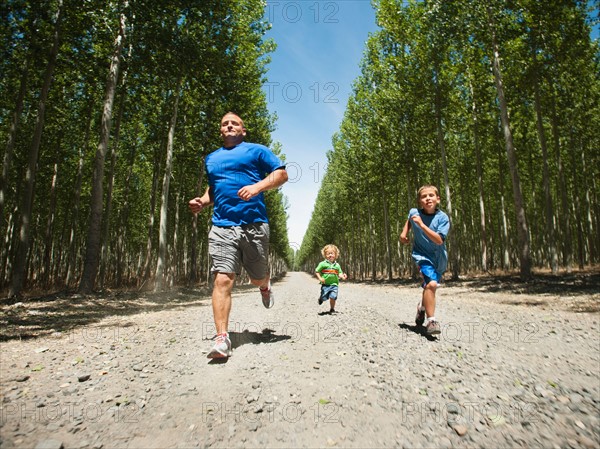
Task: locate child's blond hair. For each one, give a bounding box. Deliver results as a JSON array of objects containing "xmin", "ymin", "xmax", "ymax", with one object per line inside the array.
[{"xmin": 321, "ymin": 244, "xmax": 340, "ymax": 259}]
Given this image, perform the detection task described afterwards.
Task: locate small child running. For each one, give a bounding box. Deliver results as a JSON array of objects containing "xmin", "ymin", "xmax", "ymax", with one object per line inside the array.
[
  {"xmin": 315, "ymin": 244, "xmax": 348, "ymax": 314},
  {"xmin": 400, "ymin": 185, "xmax": 450, "ymax": 335}
]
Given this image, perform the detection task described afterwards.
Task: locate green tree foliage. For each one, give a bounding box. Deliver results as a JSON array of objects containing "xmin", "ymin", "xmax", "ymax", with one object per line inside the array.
[
  {"xmin": 297, "ymin": 0, "xmax": 599, "ymax": 279},
  {"xmin": 1, "ymin": 0, "xmax": 290, "ymax": 296}
]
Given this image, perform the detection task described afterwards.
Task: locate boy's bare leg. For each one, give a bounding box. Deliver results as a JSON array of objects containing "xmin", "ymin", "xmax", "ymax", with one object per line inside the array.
[
  {"xmin": 422, "ymin": 281, "xmax": 438, "ymax": 319},
  {"xmin": 213, "ymin": 272, "xmax": 235, "ymax": 334},
  {"xmin": 329, "ymin": 298, "xmax": 336, "ymax": 311}
]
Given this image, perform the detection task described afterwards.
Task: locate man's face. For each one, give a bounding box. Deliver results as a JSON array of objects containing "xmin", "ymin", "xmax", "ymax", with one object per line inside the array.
[{"xmin": 220, "ymin": 114, "xmax": 246, "ymax": 145}]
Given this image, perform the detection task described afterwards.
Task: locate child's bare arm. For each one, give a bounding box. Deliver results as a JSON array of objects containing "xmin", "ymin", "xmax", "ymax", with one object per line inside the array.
[
  {"xmin": 400, "ymin": 219, "xmax": 411, "ymax": 244},
  {"xmin": 410, "ymin": 215, "xmax": 444, "ymax": 245}
]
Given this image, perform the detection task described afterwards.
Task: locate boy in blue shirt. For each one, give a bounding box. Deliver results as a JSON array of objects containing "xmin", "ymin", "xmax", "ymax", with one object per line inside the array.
[{"xmin": 400, "ymin": 185, "xmax": 450, "ymax": 335}]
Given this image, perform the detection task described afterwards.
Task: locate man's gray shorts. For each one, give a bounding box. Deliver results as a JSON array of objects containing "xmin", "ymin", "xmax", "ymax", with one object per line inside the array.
[{"xmin": 208, "ymin": 223, "xmax": 270, "ymax": 280}]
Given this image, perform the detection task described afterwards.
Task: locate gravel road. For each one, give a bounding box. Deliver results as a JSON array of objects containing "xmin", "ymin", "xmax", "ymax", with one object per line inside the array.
[{"xmin": 1, "ymin": 271, "xmax": 598, "ymax": 448}]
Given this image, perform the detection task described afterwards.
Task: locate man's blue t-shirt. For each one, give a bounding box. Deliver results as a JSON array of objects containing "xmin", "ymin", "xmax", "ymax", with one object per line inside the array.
[
  {"xmin": 408, "ymin": 208, "xmax": 450, "ymax": 275},
  {"xmin": 206, "ymin": 141, "xmax": 284, "ymax": 226}
]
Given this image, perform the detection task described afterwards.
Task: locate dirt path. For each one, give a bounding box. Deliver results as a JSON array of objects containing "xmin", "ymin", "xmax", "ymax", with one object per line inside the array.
[{"xmin": 1, "ymin": 272, "xmax": 599, "ymax": 448}]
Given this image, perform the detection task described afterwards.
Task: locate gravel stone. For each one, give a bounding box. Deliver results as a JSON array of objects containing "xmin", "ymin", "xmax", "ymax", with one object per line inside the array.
[{"xmin": 1, "ymin": 272, "xmax": 598, "ymax": 448}]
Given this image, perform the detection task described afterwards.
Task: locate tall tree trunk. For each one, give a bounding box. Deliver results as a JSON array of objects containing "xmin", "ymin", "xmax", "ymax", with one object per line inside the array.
[
  {"xmin": 79, "ymin": 5, "xmax": 127, "ymax": 294},
  {"xmin": 189, "ymin": 155, "xmax": 205, "ymax": 285},
  {"xmin": 65, "ymin": 101, "xmax": 92, "ymax": 288},
  {"xmin": 99, "ymin": 88, "xmax": 126, "ymax": 289},
  {"xmin": 498, "ymin": 145, "xmax": 510, "ymax": 270},
  {"xmin": 381, "ymin": 181, "xmax": 392, "ymax": 281},
  {"xmin": 590, "ymin": 175, "xmax": 599, "ymax": 264},
  {"xmin": 532, "ymin": 75, "xmax": 558, "ymax": 273},
  {"xmin": 1, "ymin": 59, "xmax": 29, "ymax": 222},
  {"xmin": 377, "ymin": 137, "xmax": 393, "ymax": 281},
  {"xmin": 142, "ymin": 147, "xmax": 160, "ymax": 283},
  {"xmin": 550, "ymin": 98, "xmax": 572, "ymax": 272},
  {"xmin": 155, "ymin": 83, "xmax": 181, "ymax": 291},
  {"xmin": 350, "ymin": 202, "xmax": 356, "ymax": 280},
  {"xmin": 355, "ymin": 200, "xmax": 364, "ymax": 281},
  {"xmin": 571, "ymin": 137, "xmax": 585, "ymax": 269},
  {"xmin": 42, "ymin": 158, "xmax": 59, "ymax": 287},
  {"xmin": 65, "ymin": 149, "xmax": 84, "ymax": 287},
  {"xmin": 9, "ymin": 2, "xmax": 63, "ymax": 298},
  {"xmin": 469, "ymin": 78, "xmax": 488, "ymax": 271},
  {"xmin": 488, "ymin": 6, "xmax": 531, "ymax": 279},
  {"xmin": 98, "ymin": 133, "xmax": 116, "ymax": 289},
  {"xmin": 116, "ymin": 122, "xmax": 139, "ymax": 286},
  {"xmin": 2, "ymin": 207, "xmax": 16, "ymax": 286},
  {"xmin": 367, "ymin": 190, "xmax": 376, "ymax": 281},
  {"xmin": 172, "ymin": 189, "xmax": 180, "ymax": 283},
  {"xmin": 434, "ymin": 68, "xmax": 458, "ymax": 279}
]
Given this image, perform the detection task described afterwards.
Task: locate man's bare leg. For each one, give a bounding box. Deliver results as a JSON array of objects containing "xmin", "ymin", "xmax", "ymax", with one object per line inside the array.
[{"xmin": 212, "ymin": 272, "xmax": 235, "ymax": 335}]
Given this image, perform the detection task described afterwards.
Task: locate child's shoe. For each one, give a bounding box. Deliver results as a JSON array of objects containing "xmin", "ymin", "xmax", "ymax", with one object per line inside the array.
[{"xmin": 425, "ymin": 320, "xmax": 441, "ymax": 335}]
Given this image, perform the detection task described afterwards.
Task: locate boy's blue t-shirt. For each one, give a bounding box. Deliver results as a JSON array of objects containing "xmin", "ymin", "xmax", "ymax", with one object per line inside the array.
[
  {"xmin": 408, "ymin": 208, "xmax": 450, "ymax": 275},
  {"xmin": 205, "ymin": 142, "xmax": 284, "ymax": 226}
]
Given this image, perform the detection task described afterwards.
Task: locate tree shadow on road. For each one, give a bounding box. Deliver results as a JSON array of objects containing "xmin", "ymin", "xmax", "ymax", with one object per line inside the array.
[
  {"xmin": 449, "ymin": 271, "xmax": 600, "ymax": 313},
  {"xmin": 375, "ymin": 270, "xmax": 599, "ymax": 313},
  {"xmin": 0, "ymin": 287, "xmax": 212, "ymax": 342},
  {"xmin": 398, "ymin": 323, "xmax": 438, "ymax": 342},
  {"xmin": 450, "ymin": 272, "xmax": 599, "ymax": 295}
]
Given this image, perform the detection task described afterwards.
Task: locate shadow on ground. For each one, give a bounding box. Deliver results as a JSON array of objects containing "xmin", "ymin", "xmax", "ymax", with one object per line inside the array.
[
  {"xmin": 368, "ymin": 270, "xmax": 600, "ymax": 313},
  {"xmin": 455, "ymin": 272, "xmax": 599, "ymax": 295},
  {"xmin": 205, "ymin": 328, "xmax": 291, "ymax": 365},
  {"xmin": 230, "ymin": 328, "xmax": 292, "ymax": 349},
  {"xmin": 0, "ymin": 287, "xmax": 212, "ymax": 342},
  {"xmin": 398, "ymin": 323, "xmax": 438, "ymax": 342},
  {"xmin": 454, "ymin": 272, "xmax": 600, "ymax": 313}
]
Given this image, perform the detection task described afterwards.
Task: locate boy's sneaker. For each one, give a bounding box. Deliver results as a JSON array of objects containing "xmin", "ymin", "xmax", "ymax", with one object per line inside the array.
[
  {"xmin": 415, "ymin": 305, "xmax": 426, "ymax": 327},
  {"xmin": 207, "ymin": 333, "xmax": 232, "ymax": 359},
  {"xmin": 318, "ymin": 297, "xmax": 323, "ymax": 305},
  {"xmin": 260, "ymin": 287, "xmax": 274, "ymax": 309},
  {"xmin": 426, "ymin": 320, "xmax": 441, "ymax": 335}
]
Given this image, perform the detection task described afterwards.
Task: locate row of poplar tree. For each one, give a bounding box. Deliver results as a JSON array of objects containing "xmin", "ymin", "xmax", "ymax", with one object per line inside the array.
[
  {"xmin": 1, "ymin": 0, "xmax": 293, "ymax": 298},
  {"xmin": 297, "ymin": 0, "xmax": 599, "ymax": 280}
]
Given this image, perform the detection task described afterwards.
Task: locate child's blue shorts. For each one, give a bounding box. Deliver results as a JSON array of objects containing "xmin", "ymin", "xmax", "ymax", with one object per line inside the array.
[
  {"xmin": 320, "ymin": 284, "xmax": 339, "ymax": 301},
  {"xmin": 419, "ymin": 262, "xmax": 442, "ymax": 288}
]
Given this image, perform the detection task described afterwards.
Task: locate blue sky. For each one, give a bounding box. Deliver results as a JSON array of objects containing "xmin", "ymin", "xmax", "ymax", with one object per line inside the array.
[{"xmin": 262, "ymin": 1, "xmax": 380, "ymax": 250}]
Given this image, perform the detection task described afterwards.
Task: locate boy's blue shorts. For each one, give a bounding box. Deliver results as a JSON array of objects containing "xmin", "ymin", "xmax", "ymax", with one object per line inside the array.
[
  {"xmin": 419, "ymin": 262, "xmax": 442, "ymax": 288},
  {"xmin": 320, "ymin": 284, "xmax": 339, "ymax": 301}
]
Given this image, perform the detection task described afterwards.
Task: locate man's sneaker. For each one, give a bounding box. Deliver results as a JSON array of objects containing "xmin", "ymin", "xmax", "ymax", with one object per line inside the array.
[
  {"xmin": 260, "ymin": 287, "xmax": 274, "ymax": 309},
  {"xmin": 207, "ymin": 333, "xmax": 232, "ymax": 359},
  {"xmin": 426, "ymin": 320, "xmax": 441, "ymax": 335},
  {"xmin": 415, "ymin": 305, "xmax": 426, "ymax": 327}
]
